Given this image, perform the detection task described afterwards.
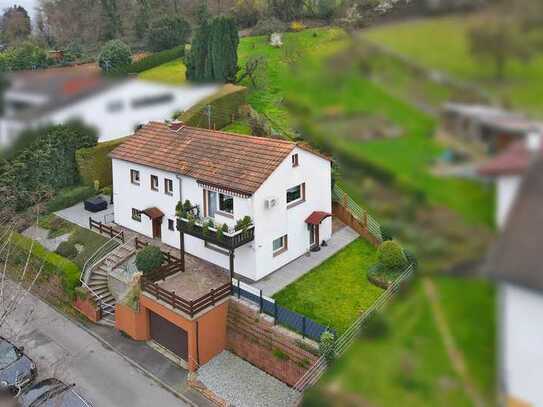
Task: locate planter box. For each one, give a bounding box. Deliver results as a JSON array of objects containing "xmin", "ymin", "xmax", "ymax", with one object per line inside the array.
[
  {"xmin": 74, "ymin": 296, "xmax": 101, "ymax": 323},
  {"xmin": 177, "ymin": 218, "xmax": 254, "ymax": 250}
]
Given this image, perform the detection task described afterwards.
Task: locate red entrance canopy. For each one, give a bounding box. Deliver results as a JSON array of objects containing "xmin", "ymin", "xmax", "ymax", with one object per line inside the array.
[
  {"xmin": 143, "ymin": 207, "xmax": 165, "ymax": 220},
  {"xmin": 305, "ymin": 211, "xmax": 332, "ymax": 225}
]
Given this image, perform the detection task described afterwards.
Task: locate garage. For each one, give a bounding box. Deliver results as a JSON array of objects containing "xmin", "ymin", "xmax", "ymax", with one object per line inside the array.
[{"xmin": 149, "ymin": 311, "xmax": 188, "ymax": 361}]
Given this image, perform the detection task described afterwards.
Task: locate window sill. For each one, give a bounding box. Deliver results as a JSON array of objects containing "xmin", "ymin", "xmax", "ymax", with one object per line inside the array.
[
  {"xmin": 165, "ymin": 192, "xmax": 173, "ymax": 196},
  {"xmin": 273, "ymin": 247, "xmax": 288, "ymax": 257},
  {"xmin": 151, "ymin": 188, "xmax": 159, "ymax": 192},
  {"xmin": 215, "ymin": 210, "xmax": 234, "ymax": 219},
  {"xmin": 287, "ymin": 199, "xmax": 305, "ymax": 209},
  {"xmin": 131, "ymin": 182, "xmax": 140, "ymax": 186}
]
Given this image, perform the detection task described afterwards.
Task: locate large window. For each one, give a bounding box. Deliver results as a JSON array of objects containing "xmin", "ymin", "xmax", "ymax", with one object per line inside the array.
[
  {"xmin": 132, "ymin": 208, "xmax": 141, "ymax": 222},
  {"xmin": 164, "ymin": 178, "xmax": 173, "ymax": 195},
  {"xmin": 130, "ymin": 169, "xmax": 140, "ymax": 185},
  {"xmin": 219, "ymin": 193, "xmax": 234, "ymax": 214},
  {"xmin": 286, "ymin": 183, "xmax": 305, "ymax": 207},
  {"xmin": 273, "ymin": 235, "xmax": 288, "ymax": 256},
  {"xmin": 150, "ymin": 175, "xmax": 159, "ymax": 191}
]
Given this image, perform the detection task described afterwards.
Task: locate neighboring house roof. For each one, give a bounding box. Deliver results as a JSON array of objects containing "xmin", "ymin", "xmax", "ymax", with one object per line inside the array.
[
  {"xmin": 6, "ymin": 65, "xmax": 122, "ymax": 121},
  {"xmin": 110, "ymin": 122, "xmax": 329, "ymax": 196},
  {"xmin": 479, "ymin": 141, "xmax": 543, "ymax": 176},
  {"xmin": 482, "ymin": 159, "xmax": 543, "ymax": 292}
]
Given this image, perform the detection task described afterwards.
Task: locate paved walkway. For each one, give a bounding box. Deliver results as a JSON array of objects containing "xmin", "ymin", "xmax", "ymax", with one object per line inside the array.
[
  {"xmin": 252, "ymin": 225, "xmax": 359, "ymax": 296},
  {"xmin": 55, "ymin": 194, "xmax": 114, "ymax": 229},
  {"xmin": 21, "ymin": 225, "xmax": 70, "ymax": 252}
]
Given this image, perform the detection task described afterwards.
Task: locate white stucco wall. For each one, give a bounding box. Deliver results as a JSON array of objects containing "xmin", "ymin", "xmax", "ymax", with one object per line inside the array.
[
  {"xmin": 496, "ymin": 175, "xmax": 521, "ymax": 229},
  {"xmin": 501, "ymin": 283, "xmax": 543, "ymax": 406},
  {"xmin": 111, "ymin": 145, "xmax": 332, "ymax": 281},
  {"xmin": 0, "ymin": 80, "xmax": 218, "ymax": 147}
]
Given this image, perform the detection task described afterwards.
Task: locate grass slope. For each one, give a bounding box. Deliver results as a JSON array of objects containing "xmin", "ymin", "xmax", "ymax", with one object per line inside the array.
[
  {"xmin": 138, "ymin": 59, "xmax": 186, "ymax": 84},
  {"xmin": 364, "ymin": 16, "xmax": 543, "ymax": 115},
  {"xmin": 273, "ymin": 239, "xmax": 382, "ymax": 333}
]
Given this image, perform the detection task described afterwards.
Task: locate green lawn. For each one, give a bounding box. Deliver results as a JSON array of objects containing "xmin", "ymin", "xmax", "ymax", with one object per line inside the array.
[
  {"xmin": 303, "ymin": 276, "xmax": 496, "ymax": 407},
  {"xmin": 364, "ymin": 16, "xmax": 543, "ymax": 116},
  {"xmin": 273, "ymin": 239, "xmax": 382, "ymax": 333},
  {"xmin": 138, "ymin": 59, "xmax": 186, "ymax": 85}
]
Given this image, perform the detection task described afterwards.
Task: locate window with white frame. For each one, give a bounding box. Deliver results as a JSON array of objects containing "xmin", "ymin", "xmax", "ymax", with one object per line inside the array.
[
  {"xmin": 219, "ymin": 193, "xmax": 234, "ymax": 214},
  {"xmin": 150, "ymin": 175, "xmax": 159, "ymax": 191},
  {"xmin": 206, "ymin": 190, "xmax": 234, "ymax": 217},
  {"xmin": 272, "ymin": 235, "xmax": 288, "ymax": 256},
  {"xmin": 130, "ymin": 169, "xmax": 140, "ymax": 185},
  {"xmin": 164, "ymin": 178, "xmax": 173, "ymax": 195},
  {"xmin": 286, "ymin": 183, "xmax": 305, "ymax": 207}
]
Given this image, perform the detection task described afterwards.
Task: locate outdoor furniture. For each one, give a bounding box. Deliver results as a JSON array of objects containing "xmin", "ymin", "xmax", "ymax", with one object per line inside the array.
[{"xmin": 84, "ymin": 196, "xmax": 108, "ymax": 213}]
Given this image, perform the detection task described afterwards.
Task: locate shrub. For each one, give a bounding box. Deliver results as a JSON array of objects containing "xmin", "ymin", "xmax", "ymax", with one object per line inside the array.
[
  {"xmin": 55, "ymin": 241, "xmax": 78, "ymax": 259},
  {"xmin": 231, "ymin": 0, "xmax": 261, "ymax": 28},
  {"xmin": 251, "ymin": 17, "xmax": 287, "ymax": 36},
  {"xmin": 136, "ymin": 246, "xmax": 164, "ymax": 274},
  {"xmin": 272, "ymin": 348, "xmax": 289, "ymax": 360},
  {"xmin": 235, "ymin": 216, "xmax": 253, "ymax": 232},
  {"xmin": 377, "ymin": 240, "xmax": 407, "ymax": 272},
  {"xmin": 10, "ymin": 232, "xmax": 80, "ymax": 298},
  {"xmin": 76, "ymin": 137, "xmax": 128, "ymax": 187},
  {"xmin": 98, "ymin": 40, "xmax": 132, "ymax": 73},
  {"xmin": 319, "ymin": 330, "xmax": 336, "ymax": 363},
  {"xmin": 46, "ymin": 186, "xmax": 96, "ymax": 213},
  {"xmin": 7, "ymin": 42, "xmax": 48, "ymax": 71},
  {"xmin": 316, "ymin": 0, "xmax": 336, "ymax": 20},
  {"xmin": 289, "ymin": 21, "xmax": 305, "ymax": 32},
  {"xmin": 121, "ymin": 45, "xmax": 185, "ymax": 74},
  {"xmin": 360, "ymin": 312, "xmax": 389, "ymax": 339},
  {"xmin": 145, "ymin": 15, "xmax": 191, "ymax": 52}
]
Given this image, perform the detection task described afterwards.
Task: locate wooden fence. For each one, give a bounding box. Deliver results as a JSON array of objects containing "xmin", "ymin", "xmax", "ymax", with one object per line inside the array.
[
  {"xmin": 332, "ymin": 185, "xmax": 382, "ymax": 246},
  {"xmin": 134, "ymin": 237, "xmax": 180, "ymax": 265},
  {"xmin": 141, "ymin": 279, "xmax": 231, "ymax": 318},
  {"xmin": 89, "ymin": 218, "xmax": 125, "ymax": 242}
]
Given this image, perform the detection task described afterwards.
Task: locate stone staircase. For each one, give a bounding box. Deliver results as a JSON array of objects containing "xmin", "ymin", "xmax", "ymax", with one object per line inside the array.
[{"xmin": 82, "ymin": 235, "xmax": 135, "ymax": 326}]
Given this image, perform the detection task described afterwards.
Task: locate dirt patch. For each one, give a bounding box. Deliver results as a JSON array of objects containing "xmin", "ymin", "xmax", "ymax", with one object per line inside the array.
[{"xmin": 317, "ymin": 112, "xmax": 402, "ymax": 142}]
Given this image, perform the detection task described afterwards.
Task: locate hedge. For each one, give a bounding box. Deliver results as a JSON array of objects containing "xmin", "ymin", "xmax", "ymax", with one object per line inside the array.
[
  {"xmin": 10, "ymin": 232, "xmax": 81, "ymax": 298},
  {"xmin": 46, "ymin": 186, "xmax": 96, "ymax": 213},
  {"xmin": 121, "ymin": 45, "xmax": 185, "ymax": 75},
  {"xmin": 76, "ymin": 137, "xmax": 128, "ymax": 187},
  {"xmin": 180, "ymin": 84, "xmax": 247, "ymax": 130}
]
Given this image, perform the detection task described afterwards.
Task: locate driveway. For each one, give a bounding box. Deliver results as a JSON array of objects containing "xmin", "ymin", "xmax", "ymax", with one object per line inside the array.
[{"xmin": 0, "ymin": 281, "xmax": 187, "ymax": 407}]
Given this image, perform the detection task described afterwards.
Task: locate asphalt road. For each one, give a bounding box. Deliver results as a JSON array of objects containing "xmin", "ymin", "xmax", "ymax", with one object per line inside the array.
[{"xmin": 0, "ymin": 282, "xmax": 186, "ymax": 407}]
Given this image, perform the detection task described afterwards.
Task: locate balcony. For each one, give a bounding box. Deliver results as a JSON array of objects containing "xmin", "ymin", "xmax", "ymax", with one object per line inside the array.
[{"xmin": 176, "ymin": 218, "xmax": 255, "ymax": 250}]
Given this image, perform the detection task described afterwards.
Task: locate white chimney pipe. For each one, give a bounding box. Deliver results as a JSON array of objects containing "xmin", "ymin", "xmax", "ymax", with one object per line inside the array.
[{"xmin": 526, "ymin": 131, "xmax": 541, "ymax": 153}]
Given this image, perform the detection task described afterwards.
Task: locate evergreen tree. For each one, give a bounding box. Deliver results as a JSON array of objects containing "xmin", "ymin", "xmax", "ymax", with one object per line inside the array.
[{"xmin": 186, "ymin": 15, "xmax": 239, "ymax": 83}]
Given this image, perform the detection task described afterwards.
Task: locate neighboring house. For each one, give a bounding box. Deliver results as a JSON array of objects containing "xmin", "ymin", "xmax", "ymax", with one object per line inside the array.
[
  {"xmin": 0, "ymin": 65, "xmax": 218, "ymax": 147},
  {"xmin": 480, "ymin": 134, "xmax": 543, "ymax": 407},
  {"xmin": 110, "ymin": 121, "xmax": 333, "ymax": 282},
  {"xmin": 442, "ymin": 103, "xmax": 543, "ymax": 155}
]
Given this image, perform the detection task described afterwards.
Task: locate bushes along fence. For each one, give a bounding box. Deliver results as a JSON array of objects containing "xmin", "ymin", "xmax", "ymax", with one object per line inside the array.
[{"xmin": 76, "ymin": 137, "xmax": 128, "ymax": 187}]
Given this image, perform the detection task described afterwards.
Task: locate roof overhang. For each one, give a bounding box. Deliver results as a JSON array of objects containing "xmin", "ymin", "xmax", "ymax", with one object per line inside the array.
[
  {"xmin": 143, "ymin": 207, "xmax": 165, "ymax": 220},
  {"xmin": 305, "ymin": 211, "xmax": 332, "ymax": 225}
]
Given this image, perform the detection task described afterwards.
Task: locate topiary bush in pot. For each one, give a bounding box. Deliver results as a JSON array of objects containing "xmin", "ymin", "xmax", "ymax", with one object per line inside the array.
[{"xmin": 135, "ymin": 246, "xmax": 164, "ymax": 274}]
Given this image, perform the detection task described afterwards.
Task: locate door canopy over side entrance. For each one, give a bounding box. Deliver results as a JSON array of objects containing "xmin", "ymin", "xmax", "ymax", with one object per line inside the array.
[
  {"xmin": 305, "ymin": 211, "xmax": 332, "ymax": 225},
  {"xmin": 143, "ymin": 207, "xmax": 165, "ymax": 220}
]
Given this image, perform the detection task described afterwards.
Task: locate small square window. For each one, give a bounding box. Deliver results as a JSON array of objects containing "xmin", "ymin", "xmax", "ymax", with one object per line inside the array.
[
  {"xmin": 292, "ymin": 154, "xmax": 299, "ymax": 167},
  {"xmin": 286, "ymin": 183, "xmax": 305, "ymax": 207},
  {"xmin": 130, "ymin": 169, "xmax": 140, "ymax": 185},
  {"xmin": 168, "ymin": 219, "xmax": 175, "ymax": 231},
  {"xmin": 132, "ymin": 208, "xmax": 141, "ymax": 222},
  {"xmin": 273, "ymin": 235, "xmax": 288, "ymax": 256},
  {"xmin": 218, "ymin": 193, "xmax": 234, "ymax": 215},
  {"xmin": 151, "ymin": 175, "xmax": 159, "ymax": 191},
  {"xmin": 164, "ymin": 178, "xmax": 173, "ymax": 195}
]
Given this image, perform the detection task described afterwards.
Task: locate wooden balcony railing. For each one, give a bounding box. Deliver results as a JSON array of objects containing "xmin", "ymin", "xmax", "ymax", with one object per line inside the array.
[
  {"xmin": 176, "ymin": 219, "xmax": 254, "ymax": 250},
  {"xmin": 141, "ymin": 279, "xmax": 232, "ymax": 318}
]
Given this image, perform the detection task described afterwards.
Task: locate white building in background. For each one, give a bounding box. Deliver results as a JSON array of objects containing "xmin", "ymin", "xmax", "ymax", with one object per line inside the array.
[
  {"xmin": 0, "ymin": 65, "xmax": 218, "ymax": 147},
  {"xmin": 110, "ymin": 121, "xmax": 333, "ymax": 282},
  {"xmin": 480, "ymin": 133, "xmax": 543, "ymax": 407}
]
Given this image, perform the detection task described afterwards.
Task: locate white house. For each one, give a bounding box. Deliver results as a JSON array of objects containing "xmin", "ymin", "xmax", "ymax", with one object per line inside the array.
[
  {"xmin": 110, "ymin": 121, "xmax": 332, "ymax": 282},
  {"xmin": 480, "ymin": 133, "xmax": 543, "ymax": 407},
  {"xmin": 0, "ymin": 65, "xmax": 218, "ymax": 147}
]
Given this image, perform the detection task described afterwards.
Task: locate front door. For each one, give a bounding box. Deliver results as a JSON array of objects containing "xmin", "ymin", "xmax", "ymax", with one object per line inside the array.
[
  {"xmin": 149, "ymin": 311, "xmax": 188, "ymax": 360},
  {"xmin": 152, "ymin": 217, "xmax": 162, "ymax": 240}
]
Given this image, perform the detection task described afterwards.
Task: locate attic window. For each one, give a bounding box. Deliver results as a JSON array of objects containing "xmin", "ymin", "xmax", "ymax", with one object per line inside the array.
[{"xmin": 292, "ymin": 154, "xmax": 299, "ymax": 167}]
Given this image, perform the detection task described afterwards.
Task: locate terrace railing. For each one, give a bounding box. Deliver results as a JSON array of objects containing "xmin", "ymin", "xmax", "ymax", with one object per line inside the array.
[
  {"xmin": 89, "ymin": 218, "xmax": 125, "ymax": 242},
  {"xmin": 177, "ymin": 218, "xmax": 255, "ymax": 250},
  {"xmin": 141, "ymin": 279, "xmax": 231, "ymax": 318}
]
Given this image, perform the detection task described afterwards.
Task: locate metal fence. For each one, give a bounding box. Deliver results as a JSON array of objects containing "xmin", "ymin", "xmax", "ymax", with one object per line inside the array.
[
  {"xmin": 292, "ymin": 263, "xmax": 416, "ymax": 394},
  {"xmin": 332, "ymin": 184, "xmax": 382, "ymax": 243},
  {"xmin": 231, "ymin": 278, "xmax": 335, "ymax": 342}
]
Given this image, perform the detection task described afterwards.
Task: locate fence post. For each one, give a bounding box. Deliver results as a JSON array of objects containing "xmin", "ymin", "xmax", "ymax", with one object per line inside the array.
[
  {"xmin": 171, "ymin": 291, "xmax": 175, "ymax": 309},
  {"xmin": 302, "ymin": 316, "xmax": 306, "ymax": 339},
  {"xmin": 363, "ymin": 211, "xmax": 368, "ymax": 227},
  {"xmin": 259, "ymin": 290, "xmax": 263, "ymax": 313},
  {"xmin": 88, "ymin": 217, "xmax": 92, "ymax": 230},
  {"xmin": 211, "ymin": 288, "xmax": 215, "ymax": 305},
  {"xmin": 237, "ymin": 279, "xmax": 241, "ymax": 299},
  {"xmin": 190, "ymin": 300, "xmax": 194, "ymax": 318},
  {"xmin": 274, "ymin": 302, "xmax": 278, "ymax": 325}
]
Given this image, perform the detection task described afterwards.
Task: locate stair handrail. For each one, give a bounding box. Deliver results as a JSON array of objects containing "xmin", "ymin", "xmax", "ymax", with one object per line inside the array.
[{"xmin": 81, "ymin": 231, "xmax": 124, "ymax": 285}]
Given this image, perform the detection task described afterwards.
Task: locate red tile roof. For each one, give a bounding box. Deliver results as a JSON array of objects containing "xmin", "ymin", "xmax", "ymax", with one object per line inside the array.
[
  {"xmin": 479, "ymin": 141, "xmax": 543, "ymax": 176},
  {"xmin": 110, "ymin": 122, "xmax": 303, "ymax": 195}
]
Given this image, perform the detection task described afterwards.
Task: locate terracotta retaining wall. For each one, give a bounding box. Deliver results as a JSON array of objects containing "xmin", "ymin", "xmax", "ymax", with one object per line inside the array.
[
  {"xmin": 73, "ymin": 296, "xmax": 101, "ymax": 323},
  {"xmin": 226, "ymin": 299, "xmax": 318, "ymax": 386},
  {"xmin": 115, "ymin": 303, "xmax": 150, "ymax": 341}
]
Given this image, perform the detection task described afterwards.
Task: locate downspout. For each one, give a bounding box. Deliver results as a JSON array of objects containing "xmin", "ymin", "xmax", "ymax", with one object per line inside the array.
[{"xmin": 176, "ymin": 175, "xmax": 183, "ymax": 203}]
